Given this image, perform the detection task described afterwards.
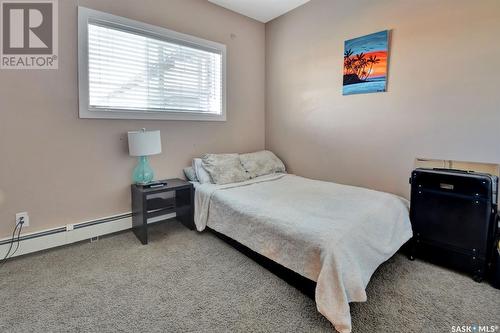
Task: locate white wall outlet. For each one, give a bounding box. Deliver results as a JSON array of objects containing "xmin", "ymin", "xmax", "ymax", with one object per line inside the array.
[{"xmin": 16, "ymin": 212, "xmax": 29, "ymax": 227}]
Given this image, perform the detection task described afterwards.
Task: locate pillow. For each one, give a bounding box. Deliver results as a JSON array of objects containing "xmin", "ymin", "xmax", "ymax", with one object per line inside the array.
[
  {"xmin": 239, "ymin": 150, "xmax": 286, "ymax": 178},
  {"xmin": 183, "ymin": 166, "xmax": 198, "ymax": 182},
  {"xmin": 201, "ymin": 153, "xmax": 251, "ymax": 185},
  {"xmin": 192, "ymin": 158, "xmax": 213, "ymax": 184}
]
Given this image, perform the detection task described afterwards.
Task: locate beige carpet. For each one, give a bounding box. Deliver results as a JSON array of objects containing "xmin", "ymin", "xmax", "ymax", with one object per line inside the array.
[{"xmin": 0, "ymin": 220, "xmax": 498, "ymax": 332}]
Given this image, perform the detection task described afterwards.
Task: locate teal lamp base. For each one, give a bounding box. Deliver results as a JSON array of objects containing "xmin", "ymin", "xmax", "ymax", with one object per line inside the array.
[{"xmin": 132, "ymin": 156, "xmax": 155, "ymax": 184}]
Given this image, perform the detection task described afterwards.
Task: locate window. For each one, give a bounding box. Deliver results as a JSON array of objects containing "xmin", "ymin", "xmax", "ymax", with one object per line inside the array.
[{"xmin": 78, "ymin": 7, "xmax": 226, "ymax": 121}]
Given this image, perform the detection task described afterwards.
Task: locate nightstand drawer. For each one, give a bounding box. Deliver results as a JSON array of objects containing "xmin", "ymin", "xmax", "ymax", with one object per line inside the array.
[{"xmin": 146, "ymin": 192, "xmax": 176, "ymax": 211}]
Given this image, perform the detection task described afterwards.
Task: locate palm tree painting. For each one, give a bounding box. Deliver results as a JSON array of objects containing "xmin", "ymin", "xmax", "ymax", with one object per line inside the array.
[{"xmin": 343, "ymin": 30, "xmax": 389, "ymax": 95}]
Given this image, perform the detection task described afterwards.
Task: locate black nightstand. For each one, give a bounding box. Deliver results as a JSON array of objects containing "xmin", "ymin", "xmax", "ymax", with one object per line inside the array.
[{"xmin": 131, "ymin": 178, "xmax": 194, "ymax": 245}]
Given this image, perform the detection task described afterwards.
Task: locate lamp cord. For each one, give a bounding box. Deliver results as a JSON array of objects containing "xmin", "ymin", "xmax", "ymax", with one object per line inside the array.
[
  {"xmin": 0, "ymin": 219, "xmax": 24, "ymax": 269},
  {"xmin": 10, "ymin": 222, "xmax": 24, "ymax": 259}
]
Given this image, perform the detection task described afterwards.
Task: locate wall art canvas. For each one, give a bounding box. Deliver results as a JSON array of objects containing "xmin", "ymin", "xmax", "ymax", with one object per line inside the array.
[{"xmin": 343, "ymin": 30, "xmax": 389, "ymax": 95}]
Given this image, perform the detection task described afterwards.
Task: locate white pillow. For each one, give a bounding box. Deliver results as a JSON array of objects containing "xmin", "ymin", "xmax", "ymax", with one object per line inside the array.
[
  {"xmin": 239, "ymin": 150, "xmax": 286, "ymax": 178},
  {"xmin": 201, "ymin": 153, "xmax": 251, "ymax": 185},
  {"xmin": 192, "ymin": 158, "xmax": 212, "ymax": 184}
]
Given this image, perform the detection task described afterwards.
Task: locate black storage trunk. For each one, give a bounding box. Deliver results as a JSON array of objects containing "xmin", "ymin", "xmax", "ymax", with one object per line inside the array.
[{"xmin": 409, "ymin": 168, "xmax": 498, "ymax": 282}]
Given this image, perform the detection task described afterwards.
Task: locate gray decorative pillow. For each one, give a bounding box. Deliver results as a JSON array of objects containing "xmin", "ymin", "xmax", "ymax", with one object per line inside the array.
[
  {"xmin": 201, "ymin": 153, "xmax": 250, "ymax": 185},
  {"xmin": 183, "ymin": 166, "xmax": 198, "ymax": 182},
  {"xmin": 239, "ymin": 150, "xmax": 286, "ymax": 178},
  {"xmin": 192, "ymin": 158, "xmax": 213, "ymax": 184}
]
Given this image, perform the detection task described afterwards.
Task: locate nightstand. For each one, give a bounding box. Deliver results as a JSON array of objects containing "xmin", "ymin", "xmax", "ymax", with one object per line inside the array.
[{"xmin": 131, "ymin": 178, "xmax": 194, "ymax": 245}]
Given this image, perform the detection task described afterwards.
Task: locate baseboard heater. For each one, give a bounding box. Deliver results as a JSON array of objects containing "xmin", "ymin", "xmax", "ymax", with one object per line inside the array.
[{"xmin": 0, "ymin": 212, "xmax": 175, "ymax": 259}]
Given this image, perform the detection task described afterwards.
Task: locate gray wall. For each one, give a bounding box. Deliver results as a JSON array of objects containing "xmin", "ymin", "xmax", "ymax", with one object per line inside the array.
[
  {"xmin": 0, "ymin": 0, "xmax": 265, "ymax": 238},
  {"xmin": 265, "ymin": 0, "xmax": 500, "ymax": 199}
]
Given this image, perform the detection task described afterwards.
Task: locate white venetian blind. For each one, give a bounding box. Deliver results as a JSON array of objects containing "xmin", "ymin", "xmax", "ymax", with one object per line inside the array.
[{"xmin": 87, "ymin": 21, "xmax": 223, "ymax": 114}]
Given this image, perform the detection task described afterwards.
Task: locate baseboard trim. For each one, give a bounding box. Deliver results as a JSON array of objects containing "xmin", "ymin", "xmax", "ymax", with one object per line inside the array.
[{"xmin": 0, "ymin": 212, "xmax": 175, "ymax": 259}]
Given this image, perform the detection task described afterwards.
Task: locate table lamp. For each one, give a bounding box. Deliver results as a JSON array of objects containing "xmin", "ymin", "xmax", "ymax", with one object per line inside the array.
[{"xmin": 128, "ymin": 129, "xmax": 162, "ymax": 184}]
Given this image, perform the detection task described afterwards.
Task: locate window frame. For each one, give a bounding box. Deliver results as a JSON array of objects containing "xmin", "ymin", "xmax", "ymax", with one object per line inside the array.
[{"xmin": 78, "ymin": 7, "xmax": 227, "ymax": 121}]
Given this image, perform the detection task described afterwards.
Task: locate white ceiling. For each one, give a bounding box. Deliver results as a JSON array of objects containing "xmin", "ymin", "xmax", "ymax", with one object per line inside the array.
[{"xmin": 208, "ymin": 0, "xmax": 311, "ymax": 23}]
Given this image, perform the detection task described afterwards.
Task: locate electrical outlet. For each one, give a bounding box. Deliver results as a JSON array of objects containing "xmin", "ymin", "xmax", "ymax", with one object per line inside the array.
[{"xmin": 15, "ymin": 212, "xmax": 29, "ymax": 227}]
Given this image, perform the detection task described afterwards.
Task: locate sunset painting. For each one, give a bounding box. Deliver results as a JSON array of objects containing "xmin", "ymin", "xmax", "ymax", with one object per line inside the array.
[{"xmin": 343, "ymin": 30, "xmax": 389, "ymax": 95}]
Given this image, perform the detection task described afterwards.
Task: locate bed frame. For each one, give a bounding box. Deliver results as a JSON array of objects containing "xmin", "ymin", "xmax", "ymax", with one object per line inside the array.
[{"xmin": 208, "ymin": 227, "xmax": 316, "ymax": 299}]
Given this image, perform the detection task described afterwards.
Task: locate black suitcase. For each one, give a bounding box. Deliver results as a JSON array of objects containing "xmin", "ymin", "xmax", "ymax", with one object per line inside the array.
[{"xmin": 409, "ymin": 168, "xmax": 498, "ymax": 282}]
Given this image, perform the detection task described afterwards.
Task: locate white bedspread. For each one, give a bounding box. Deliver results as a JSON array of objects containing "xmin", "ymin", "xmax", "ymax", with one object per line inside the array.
[{"xmin": 194, "ymin": 174, "xmax": 412, "ymax": 332}]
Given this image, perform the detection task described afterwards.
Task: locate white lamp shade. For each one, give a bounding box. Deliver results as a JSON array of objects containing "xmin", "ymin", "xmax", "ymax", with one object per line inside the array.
[{"xmin": 128, "ymin": 130, "xmax": 162, "ymax": 157}]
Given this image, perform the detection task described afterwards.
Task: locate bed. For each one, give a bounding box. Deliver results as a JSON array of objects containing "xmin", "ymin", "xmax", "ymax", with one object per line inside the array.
[{"xmin": 192, "ymin": 172, "xmax": 412, "ymax": 333}]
